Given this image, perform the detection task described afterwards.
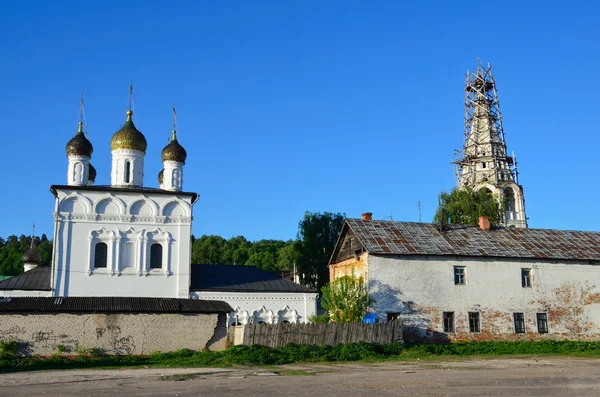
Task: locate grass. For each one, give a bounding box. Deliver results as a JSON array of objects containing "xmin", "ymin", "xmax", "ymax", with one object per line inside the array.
[{"xmin": 2, "ymin": 340, "xmax": 600, "ymax": 373}]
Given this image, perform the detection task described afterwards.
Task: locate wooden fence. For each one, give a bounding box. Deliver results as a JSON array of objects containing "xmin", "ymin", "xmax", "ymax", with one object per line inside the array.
[{"xmin": 238, "ymin": 321, "xmax": 402, "ymax": 348}]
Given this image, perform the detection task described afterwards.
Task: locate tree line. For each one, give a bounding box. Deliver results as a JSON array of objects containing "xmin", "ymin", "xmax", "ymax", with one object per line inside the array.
[{"xmin": 0, "ymin": 235, "xmax": 53, "ymax": 276}]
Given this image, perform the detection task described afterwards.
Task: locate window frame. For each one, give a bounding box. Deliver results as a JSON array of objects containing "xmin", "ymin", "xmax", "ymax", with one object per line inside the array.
[
  {"xmin": 93, "ymin": 242, "xmax": 108, "ymax": 269},
  {"xmin": 513, "ymin": 312, "xmax": 525, "ymax": 334},
  {"xmin": 150, "ymin": 243, "xmax": 163, "ymax": 269},
  {"xmin": 454, "ymin": 266, "xmax": 466, "ymax": 285},
  {"xmin": 468, "ymin": 312, "xmax": 480, "ymax": 333},
  {"xmin": 443, "ymin": 311, "xmax": 455, "ymax": 333},
  {"xmin": 124, "ymin": 161, "xmax": 131, "ymax": 183},
  {"xmin": 521, "ymin": 268, "xmax": 532, "ymax": 288},
  {"xmin": 537, "ymin": 313, "xmax": 549, "ymax": 334}
]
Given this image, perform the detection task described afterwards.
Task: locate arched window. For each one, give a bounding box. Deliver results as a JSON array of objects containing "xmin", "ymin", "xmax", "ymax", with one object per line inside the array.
[
  {"xmin": 150, "ymin": 243, "xmax": 163, "ymax": 269},
  {"xmin": 124, "ymin": 161, "xmax": 131, "ymax": 183},
  {"xmin": 94, "ymin": 243, "xmax": 108, "ymax": 268}
]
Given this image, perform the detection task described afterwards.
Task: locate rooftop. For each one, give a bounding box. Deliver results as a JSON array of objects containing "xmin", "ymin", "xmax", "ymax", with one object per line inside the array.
[
  {"xmin": 0, "ymin": 296, "xmax": 232, "ymax": 314},
  {"xmin": 191, "ymin": 264, "xmax": 316, "ymax": 293},
  {"xmin": 337, "ymin": 218, "xmax": 600, "ymax": 262},
  {"xmin": 0, "ymin": 266, "xmax": 51, "ymax": 291}
]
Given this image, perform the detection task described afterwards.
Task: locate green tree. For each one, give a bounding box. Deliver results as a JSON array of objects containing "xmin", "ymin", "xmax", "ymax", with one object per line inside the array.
[
  {"xmin": 321, "ymin": 275, "xmax": 370, "ymax": 323},
  {"xmin": 191, "ymin": 235, "xmax": 226, "ymax": 264},
  {"xmin": 0, "ymin": 234, "xmax": 53, "ymax": 276},
  {"xmin": 433, "ymin": 187, "xmax": 504, "ymax": 226},
  {"xmin": 296, "ymin": 211, "xmax": 345, "ymax": 292}
]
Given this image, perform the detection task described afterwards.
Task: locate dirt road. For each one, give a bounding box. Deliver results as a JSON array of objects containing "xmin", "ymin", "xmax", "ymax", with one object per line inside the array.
[{"xmin": 1, "ymin": 357, "xmax": 598, "ymax": 396}]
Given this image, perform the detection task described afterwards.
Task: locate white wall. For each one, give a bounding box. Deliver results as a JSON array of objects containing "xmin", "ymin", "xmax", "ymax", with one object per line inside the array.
[
  {"xmin": 0, "ymin": 312, "xmax": 227, "ymax": 356},
  {"xmin": 191, "ymin": 291, "xmax": 318, "ymax": 325},
  {"xmin": 368, "ymin": 254, "xmax": 600, "ymax": 341},
  {"xmin": 51, "ymin": 188, "xmax": 195, "ymax": 298}
]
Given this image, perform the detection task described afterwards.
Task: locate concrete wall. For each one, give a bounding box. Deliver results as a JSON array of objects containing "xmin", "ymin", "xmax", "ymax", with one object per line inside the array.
[
  {"xmin": 0, "ymin": 312, "xmax": 227, "ymax": 356},
  {"xmin": 191, "ymin": 291, "xmax": 318, "ymax": 325},
  {"xmin": 367, "ymin": 254, "xmax": 600, "ymax": 342},
  {"xmin": 52, "ymin": 188, "xmax": 194, "ymax": 298}
]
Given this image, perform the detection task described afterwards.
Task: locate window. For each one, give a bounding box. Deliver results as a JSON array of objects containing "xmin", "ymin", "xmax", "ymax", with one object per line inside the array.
[
  {"xmin": 468, "ymin": 312, "xmax": 480, "ymax": 333},
  {"xmin": 443, "ymin": 312, "xmax": 455, "ymax": 333},
  {"xmin": 521, "ymin": 269, "xmax": 532, "ymax": 288},
  {"xmin": 537, "ymin": 313, "xmax": 548, "ymax": 334},
  {"xmin": 482, "ymin": 162, "xmax": 487, "ymax": 169},
  {"xmin": 124, "ymin": 161, "xmax": 131, "ymax": 183},
  {"xmin": 454, "ymin": 266, "xmax": 466, "ymax": 285},
  {"xmin": 513, "ymin": 313, "xmax": 525, "ymax": 333},
  {"xmin": 94, "ymin": 243, "xmax": 108, "ymax": 268},
  {"xmin": 387, "ymin": 312, "xmax": 400, "ymax": 322},
  {"xmin": 150, "ymin": 243, "xmax": 163, "ymax": 269}
]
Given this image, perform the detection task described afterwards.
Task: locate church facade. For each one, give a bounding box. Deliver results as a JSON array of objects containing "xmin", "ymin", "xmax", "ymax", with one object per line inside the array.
[{"xmin": 0, "ymin": 95, "xmax": 317, "ymax": 324}]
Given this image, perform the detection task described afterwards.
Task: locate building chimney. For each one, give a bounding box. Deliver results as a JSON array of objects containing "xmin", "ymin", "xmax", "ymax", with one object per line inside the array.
[
  {"xmin": 362, "ymin": 212, "xmax": 373, "ymax": 221},
  {"xmin": 478, "ymin": 216, "xmax": 491, "ymax": 231}
]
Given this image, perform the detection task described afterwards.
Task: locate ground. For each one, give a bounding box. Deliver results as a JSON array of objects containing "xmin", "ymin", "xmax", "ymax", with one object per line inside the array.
[{"xmin": 1, "ymin": 357, "xmax": 599, "ymax": 396}]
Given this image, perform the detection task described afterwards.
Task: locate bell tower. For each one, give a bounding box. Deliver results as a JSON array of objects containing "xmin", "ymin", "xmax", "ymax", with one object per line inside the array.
[{"xmin": 453, "ymin": 61, "xmax": 527, "ymax": 228}]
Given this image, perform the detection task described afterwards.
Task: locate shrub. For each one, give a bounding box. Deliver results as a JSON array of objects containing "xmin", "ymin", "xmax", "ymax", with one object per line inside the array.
[{"xmin": 0, "ymin": 338, "xmax": 19, "ymax": 360}]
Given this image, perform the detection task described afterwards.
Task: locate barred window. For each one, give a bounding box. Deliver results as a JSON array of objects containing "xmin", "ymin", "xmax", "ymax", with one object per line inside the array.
[
  {"xmin": 443, "ymin": 312, "xmax": 455, "ymax": 333},
  {"xmin": 94, "ymin": 243, "xmax": 108, "ymax": 268},
  {"xmin": 468, "ymin": 312, "xmax": 480, "ymax": 333},
  {"xmin": 537, "ymin": 313, "xmax": 549, "ymax": 334},
  {"xmin": 514, "ymin": 312, "xmax": 525, "ymax": 333},
  {"xmin": 150, "ymin": 243, "xmax": 163, "ymax": 269}
]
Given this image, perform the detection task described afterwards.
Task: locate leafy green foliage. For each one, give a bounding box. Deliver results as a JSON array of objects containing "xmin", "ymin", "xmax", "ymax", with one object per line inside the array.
[
  {"xmin": 295, "ymin": 211, "xmax": 345, "ymax": 291},
  {"xmin": 0, "ymin": 338, "xmax": 20, "ymax": 360},
  {"xmin": 191, "ymin": 235, "xmax": 297, "ymax": 271},
  {"xmin": 3, "ymin": 341, "xmax": 600, "ymax": 372},
  {"xmin": 321, "ymin": 275, "xmax": 371, "ymax": 322},
  {"xmin": 0, "ymin": 235, "xmax": 52, "ymax": 276},
  {"xmin": 433, "ymin": 187, "xmax": 504, "ymax": 226}
]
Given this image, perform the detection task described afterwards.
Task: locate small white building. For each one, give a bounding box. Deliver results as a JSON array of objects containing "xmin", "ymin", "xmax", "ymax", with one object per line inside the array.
[
  {"xmin": 0, "ymin": 97, "xmax": 317, "ymax": 323},
  {"xmin": 329, "ymin": 214, "xmax": 600, "ymax": 342}
]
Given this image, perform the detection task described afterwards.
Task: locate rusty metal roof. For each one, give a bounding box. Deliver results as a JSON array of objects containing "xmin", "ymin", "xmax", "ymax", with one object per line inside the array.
[
  {"xmin": 0, "ymin": 297, "xmax": 232, "ymax": 314},
  {"xmin": 346, "ymin": 218, "xmax": 600, "ymax": 262}
]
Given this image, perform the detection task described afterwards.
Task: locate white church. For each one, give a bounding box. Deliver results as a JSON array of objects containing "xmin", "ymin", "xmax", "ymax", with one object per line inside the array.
[{"xmin": 0, "ymin": 95, "xmax": 317, "ymax": 326}]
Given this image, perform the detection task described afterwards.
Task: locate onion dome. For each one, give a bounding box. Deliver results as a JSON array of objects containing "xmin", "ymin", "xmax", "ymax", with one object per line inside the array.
[
  {"xmin": 110, "ymin": 110, "xmax": 148, "ymax": 153},
  {"xmin": 22, "ymin": 247, "xmax": 41, "ymax": 265},
  {"xmin": 88, "ymin": 163, "xmax": 97, "ymax": 183},
  {"xmin": 158, "ymin": 169, "xmax": 164, "ymax": 185},
  {"xmin": 66, "ymin": 122, "xmax": 93, "ymax": 157},
  {"xmin": 161, "ymin": 130, "xmax": 187, "ymax": 164}
]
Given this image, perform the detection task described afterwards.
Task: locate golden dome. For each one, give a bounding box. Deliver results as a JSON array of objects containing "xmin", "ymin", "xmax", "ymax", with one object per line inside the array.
[
  {"xmin": 161, "ymin": 130, "xmax": 187, "ymax": 164},
  {"xmin": 66, "ymin": 122, "xmax": 93, "ymax": 157},
  {"xmin": 110, "ymin": 110, "xmax": 147, "ymax": 153}
]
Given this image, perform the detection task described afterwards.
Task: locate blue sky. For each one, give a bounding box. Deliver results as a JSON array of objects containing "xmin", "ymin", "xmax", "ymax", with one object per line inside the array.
[{"xmin": 1, "ymin": 1, "xmax": 599, "ymax": 241}]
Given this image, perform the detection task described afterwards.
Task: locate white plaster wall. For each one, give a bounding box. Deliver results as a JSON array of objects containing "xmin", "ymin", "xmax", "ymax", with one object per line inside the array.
[
  {"xmin": 191, "ymin": 291, "xmax": 318, "ymax": 325},
  {"xmin": 111, "ymin": 149, "xmax": 145, "ymax": 187},
  {"xmin": 52, "ymin": 188, "xmax": 195, "ymax": 298},
  {"xmin": 0, "ymin": 312, "xmax": 226, "ymax": 356},
  {"xmin": 368, "ymin": 254, "xmax": 600, "ymax": 341}
]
